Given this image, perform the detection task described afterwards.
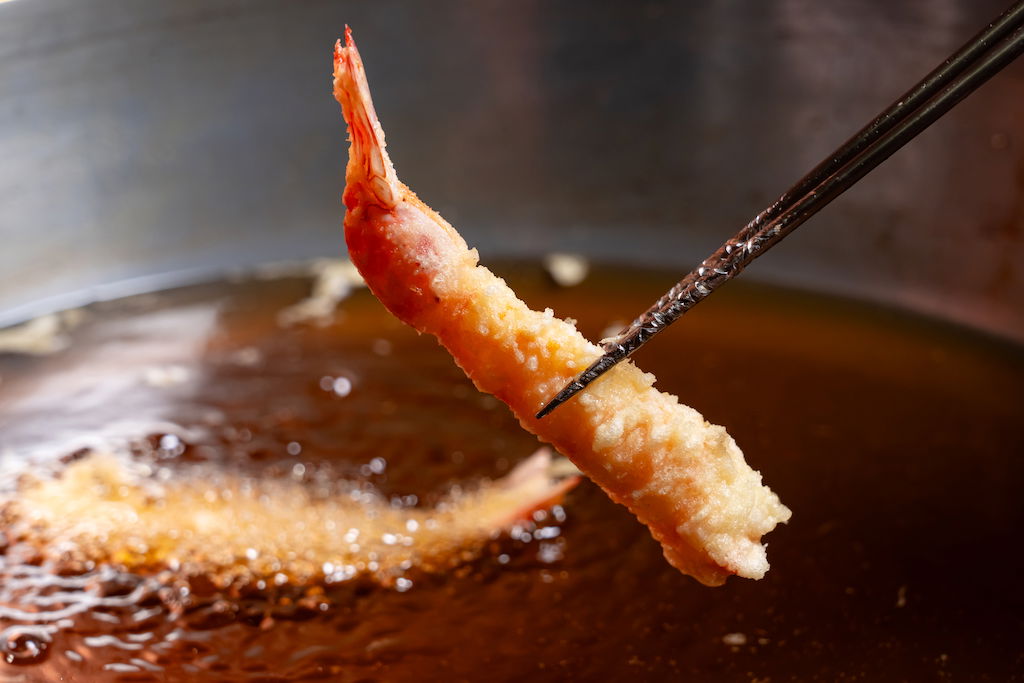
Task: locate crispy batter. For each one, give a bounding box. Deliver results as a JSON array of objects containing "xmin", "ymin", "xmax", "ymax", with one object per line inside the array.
[
  {"xmin": 334, "ymin": 29, "xmax": 790, "ymax": 586},
  {"xmin": 4, "ymin": 449, "xmax": 575, "ymax": 586}
]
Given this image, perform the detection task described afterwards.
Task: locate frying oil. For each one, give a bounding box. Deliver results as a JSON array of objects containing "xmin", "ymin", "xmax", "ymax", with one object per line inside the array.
[{"xmin": 0, "ymin": 263, "xmax": 1021, "ymax": 681}]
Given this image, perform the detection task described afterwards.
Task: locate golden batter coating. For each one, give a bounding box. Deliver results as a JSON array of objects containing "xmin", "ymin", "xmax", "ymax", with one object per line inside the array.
[
  {"xmin": 334, "ymin": 30, "xmax": 790, "ymax": 586},
  {"xmin": 5, "ymin": 449, "xmax": 575, "ymax": 586}
]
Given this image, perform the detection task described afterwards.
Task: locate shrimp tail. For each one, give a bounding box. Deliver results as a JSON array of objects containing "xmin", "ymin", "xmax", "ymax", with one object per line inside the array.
[
  {"xmin": 485, "ymin": 448, "xmax": 581, "ymax": 528},
  {"xmin": 334, "ymin": 27, "xmax": 401, "ymax": 213}
]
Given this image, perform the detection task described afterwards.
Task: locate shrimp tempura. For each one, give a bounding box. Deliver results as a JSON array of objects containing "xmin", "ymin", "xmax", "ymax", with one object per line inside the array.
[
  {"xmin": 333, "ymin": 29, "xmax": 790, "ymax": 586},
  {"xmin": 5, "ymin": 449, "xmax": 575, "ymax": 587}
]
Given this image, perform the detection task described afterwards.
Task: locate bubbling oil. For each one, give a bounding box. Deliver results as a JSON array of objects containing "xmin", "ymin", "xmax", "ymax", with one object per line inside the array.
[
  {"xmin": 7, "ymin": 446, "xmax": 573, "ymax": 589},
  {"xmin": 0, "ymin": 263, "xmax": 1022, "ymax": 681}
]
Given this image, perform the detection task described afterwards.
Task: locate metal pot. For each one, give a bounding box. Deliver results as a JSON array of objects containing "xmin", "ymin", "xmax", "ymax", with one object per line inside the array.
[
  {"xmin": 1, "ymin": 0, "xmax": 1022, "ymax": 340},
  {"xmin": 2, "ymin": 2, "xmax": 1024, "ymax": 680}
]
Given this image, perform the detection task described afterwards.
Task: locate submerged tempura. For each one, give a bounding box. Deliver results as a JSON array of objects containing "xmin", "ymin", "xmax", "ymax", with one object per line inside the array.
[{"xmin": 2, "ymin": 449, "xmax": 576, "ymax": 588}]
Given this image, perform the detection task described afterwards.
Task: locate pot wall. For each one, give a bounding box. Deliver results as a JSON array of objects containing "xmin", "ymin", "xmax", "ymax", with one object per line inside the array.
[{"xmin": 1, "ymin": 0, "xmax": 1021, "ymax": 340}]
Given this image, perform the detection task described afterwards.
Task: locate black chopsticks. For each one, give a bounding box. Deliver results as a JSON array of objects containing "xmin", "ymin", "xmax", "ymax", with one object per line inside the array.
[{"xmin": 537, "ymin": 0, "xmax": 1024, "ymax": 419}]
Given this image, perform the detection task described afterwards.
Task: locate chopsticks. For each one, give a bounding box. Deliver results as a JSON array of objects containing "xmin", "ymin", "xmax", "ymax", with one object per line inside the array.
[{"xmin": 537, "ymin": 0, "xmax": 1024, "ymax": 419}]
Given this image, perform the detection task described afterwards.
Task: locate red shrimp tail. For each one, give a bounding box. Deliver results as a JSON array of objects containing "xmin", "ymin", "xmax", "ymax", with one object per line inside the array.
[
  {"xmin": 486, "ymin": 449, "xmax": 581, "ymax": 528},
  {"xmin": 333, "ymin": 28, "xmax": 401, "ymax": 211}
]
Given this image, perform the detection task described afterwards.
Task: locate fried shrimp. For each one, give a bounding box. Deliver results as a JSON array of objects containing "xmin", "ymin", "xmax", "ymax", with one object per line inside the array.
[
  {"xmin": 4, "ymin": 449, "xmax": 576, "ymax": 587},
  {"xmin": 334, "ymin": 29, "xmax": 790, "ymax": 586}
]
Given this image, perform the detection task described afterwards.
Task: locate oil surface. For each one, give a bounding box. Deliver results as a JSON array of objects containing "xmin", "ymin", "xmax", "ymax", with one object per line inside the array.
[{"xmin": 1, "ymin": 263, "xmax": 1022, "ymax": 681}]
